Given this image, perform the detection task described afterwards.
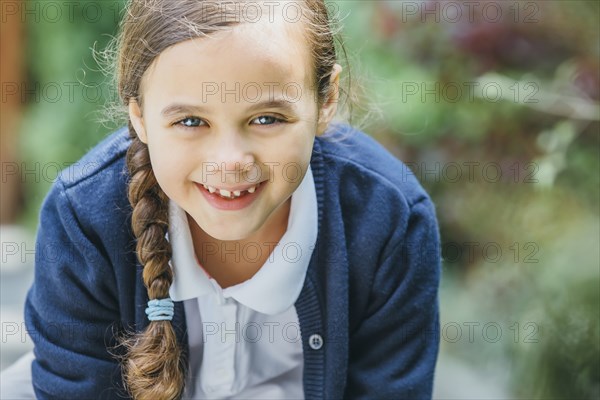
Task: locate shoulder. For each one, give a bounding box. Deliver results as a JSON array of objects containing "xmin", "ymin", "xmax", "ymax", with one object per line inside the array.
[
  {"xmin": 313, "ymin": 124, "xmax": 441, "ymax": 333},
  {"xmin": 44, "ymin": 126, "xmax": 133, "ymax": 246},
  {"xmin": 58, "ymin": 126, "xmax": 131, "ymax": 190},
  {"xmin": 55, "ymin": 126, "xmax": 131, "ymax": 208},
  {"xmin": 36, "ymin": 126, "xmax": 137, "ymax": 309},
  {"xmin": 312, "ymin": 122, "xmax": 439, "ymax": 262},
  {"xmin": 315, "ymin": 123, "xmax": 431, "ymax": 208}
]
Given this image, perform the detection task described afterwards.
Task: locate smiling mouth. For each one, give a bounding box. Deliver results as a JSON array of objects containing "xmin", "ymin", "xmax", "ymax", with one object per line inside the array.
[{"xmin": 200, "ymin": 181, "xmax": 264, "ymax": 200}]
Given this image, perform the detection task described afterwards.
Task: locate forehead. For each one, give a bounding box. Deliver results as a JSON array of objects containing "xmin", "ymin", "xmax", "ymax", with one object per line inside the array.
[{"xmin": 140, "ymin": 12, "xmax": 314, "ymax": 103}]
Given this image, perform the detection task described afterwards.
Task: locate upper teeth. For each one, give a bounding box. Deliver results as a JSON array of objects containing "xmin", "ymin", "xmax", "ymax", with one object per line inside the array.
[{"xmin": 202, "ymin": 184, "xmax": 259, "ymax": 198}]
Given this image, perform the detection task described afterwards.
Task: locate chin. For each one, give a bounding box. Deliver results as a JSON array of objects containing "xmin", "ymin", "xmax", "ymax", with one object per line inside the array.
[{"xmin": 202, "ymin": 225, "xmax": 254, "ymax": 242}]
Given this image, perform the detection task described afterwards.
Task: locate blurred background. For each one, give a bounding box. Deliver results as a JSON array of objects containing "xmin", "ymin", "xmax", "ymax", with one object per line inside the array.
[{"xmin": 1, "ymin": 0, "xmax": 598, "ymax": 398}]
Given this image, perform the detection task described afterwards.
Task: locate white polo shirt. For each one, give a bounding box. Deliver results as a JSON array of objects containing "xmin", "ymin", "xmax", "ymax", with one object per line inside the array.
[{"xmin": 167, "ymin": 165, "xmax": 318, "ymax": 399}]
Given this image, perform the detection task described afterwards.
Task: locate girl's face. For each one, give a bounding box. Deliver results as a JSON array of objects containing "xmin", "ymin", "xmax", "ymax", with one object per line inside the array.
[{"xmin": 129, "ymin": 14, "xmax": 341, "ymax": 241}]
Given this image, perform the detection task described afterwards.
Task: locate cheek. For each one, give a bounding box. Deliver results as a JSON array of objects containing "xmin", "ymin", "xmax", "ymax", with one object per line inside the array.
[
  {"xmin": 269, "ymin": 138, "xmax": 314, "ymax": 189},
  {"xmin": 276, "ymin": 124, "xmax": 315, "ymax": 158},
  {"xmin": 146, "ymin": 141, "xmax": 189, "ymax": 192},
  {"xmin": 145, "ymin": 127, "xmax": 189, "ymax": 172}
]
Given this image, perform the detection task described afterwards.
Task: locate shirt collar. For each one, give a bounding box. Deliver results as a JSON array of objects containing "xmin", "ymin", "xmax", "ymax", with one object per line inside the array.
[{"xmin": 168, "ymin": 164, "xmax": 318, "ymax": 315}]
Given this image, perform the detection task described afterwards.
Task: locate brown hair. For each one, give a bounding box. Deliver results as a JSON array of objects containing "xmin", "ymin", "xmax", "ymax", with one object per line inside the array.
[{"xmin": 110, "ymin": 0, "xmax": 352, "ymax": 398}]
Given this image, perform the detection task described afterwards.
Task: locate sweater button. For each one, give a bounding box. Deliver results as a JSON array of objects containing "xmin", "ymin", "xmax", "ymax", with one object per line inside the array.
[{"xmin": 309, "ymin": 334, "xmax": 323, "ymax": 350}]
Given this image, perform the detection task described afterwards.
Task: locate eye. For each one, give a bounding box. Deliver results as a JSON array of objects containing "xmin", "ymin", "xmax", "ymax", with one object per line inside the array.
[
  {"xmin": 175, "ymin": 116, "xmax": 205, "ymax": 129},
  {"xmin": 251, "ymin": 115, "xmax": 286, "ymax": 126}
]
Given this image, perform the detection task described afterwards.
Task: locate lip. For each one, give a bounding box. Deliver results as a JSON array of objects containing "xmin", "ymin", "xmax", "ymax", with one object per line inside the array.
[
  {"xmin": 196, "ymin": 181, "xmax": 266, "ymax": 211},
  {"xmin": 202, "ymin": 181, "xmax": 262, "ymax": 192}
]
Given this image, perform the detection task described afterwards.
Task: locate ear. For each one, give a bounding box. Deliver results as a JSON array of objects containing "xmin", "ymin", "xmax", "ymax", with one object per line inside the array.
[
  {"xmin": 128, "ymin": 98, "xmax": 148, "ymax": 144},
  {"xmin": 317, "ymin": 63, "xmax": 343, "ymax": 136}
]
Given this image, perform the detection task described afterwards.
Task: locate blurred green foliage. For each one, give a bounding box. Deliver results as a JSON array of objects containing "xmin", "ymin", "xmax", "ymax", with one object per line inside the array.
[
  {"xmin": 19, "ymin": 0, "xmax": 125, "ymax": 229},
  {"xmin": 332, "ymin": 0, "xmax": 599, "ymax": 397},
  {"xmin": 17, "ymin": 0, "xmax": 599, "ymax": 397}
]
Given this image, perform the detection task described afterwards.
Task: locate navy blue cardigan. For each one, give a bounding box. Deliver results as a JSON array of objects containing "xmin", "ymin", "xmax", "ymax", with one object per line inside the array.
[{"xmin": 24, "ymin": 123, "xmax": 442, "ymax": 399}]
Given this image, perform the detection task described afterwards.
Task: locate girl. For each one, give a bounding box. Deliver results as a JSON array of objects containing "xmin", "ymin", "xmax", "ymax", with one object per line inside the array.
[{"xmin": 11, "ymin": 0, "xmax": 441, "ymax": 398}]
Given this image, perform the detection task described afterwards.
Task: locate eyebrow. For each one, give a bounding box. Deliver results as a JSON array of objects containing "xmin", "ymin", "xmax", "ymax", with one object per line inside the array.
[{"xmin": 160, "ymin": 99, "xmax": 298, "ymax": 118}]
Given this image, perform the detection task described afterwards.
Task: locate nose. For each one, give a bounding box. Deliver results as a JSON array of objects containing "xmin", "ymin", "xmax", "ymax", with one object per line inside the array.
[{"xmin": 209, "ymin": 130, "xmax": 256, "ymax": 182}]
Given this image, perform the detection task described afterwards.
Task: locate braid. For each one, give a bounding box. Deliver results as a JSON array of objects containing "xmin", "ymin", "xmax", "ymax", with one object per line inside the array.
[{"xmin": 119, "ymin": 122, "xmax": 186, "ymax": 399}]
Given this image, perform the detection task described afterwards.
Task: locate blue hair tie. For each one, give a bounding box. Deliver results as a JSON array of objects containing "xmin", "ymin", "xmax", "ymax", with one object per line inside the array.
[{"xmin": 145, "ymin": 298, "xmax": 174, "ymax": 321}]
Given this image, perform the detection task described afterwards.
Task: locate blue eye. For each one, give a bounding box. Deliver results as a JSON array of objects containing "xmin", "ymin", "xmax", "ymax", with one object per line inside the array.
[
  {"xmin": 177, "ymin": 117, "xmax": 204, "ymax": 128},
  {"xmin": 174, "ymin": 115, "xmax": 285, "ymax": 130},
  {"xmin": 252, "ymin": 115, "xmax": 285, "ymax": 126}
]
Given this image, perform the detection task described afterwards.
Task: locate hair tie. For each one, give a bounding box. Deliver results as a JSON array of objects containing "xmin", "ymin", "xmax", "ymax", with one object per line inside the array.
[{"xmin": 145, "ymin": 298, "xmax": 174, "ymax": 321}]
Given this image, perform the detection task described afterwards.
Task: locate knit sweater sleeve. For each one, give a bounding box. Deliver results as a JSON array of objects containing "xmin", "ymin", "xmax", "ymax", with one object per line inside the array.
[
  {"xmin": 24, "ymin": 177, "xmax": 124, "ymax": 399},
  {"xmin": 344, "ymin": 197, "xmax": 441, "ymax": 399}
]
